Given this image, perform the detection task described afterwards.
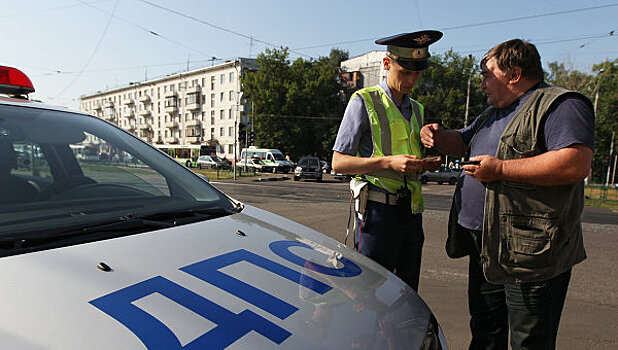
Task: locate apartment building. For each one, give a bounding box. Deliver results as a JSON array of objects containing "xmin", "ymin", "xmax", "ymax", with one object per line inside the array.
[
  {"xmin": 340, "ymin": 51, "xmax": 387, "ymax": 90},
  {"xmin": 79, "ymin": 58, "xmax": 257, "ymax": 159}
]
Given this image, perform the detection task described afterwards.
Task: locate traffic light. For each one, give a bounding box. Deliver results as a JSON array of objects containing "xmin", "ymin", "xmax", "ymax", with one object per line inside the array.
[
  {"xmin": 248, "ymin": 130, "xmax": 255, "ymax": 144},
  {"xmin": 238, "ymin": 123, "xmax": 246, "ymax": 143}
]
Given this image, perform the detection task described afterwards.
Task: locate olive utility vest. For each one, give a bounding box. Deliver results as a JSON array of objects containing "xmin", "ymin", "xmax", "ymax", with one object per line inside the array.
[
  {"xmin": 354, "ymin": 86, "xmax": 425, "ymax": 213},
  {"xmin": 480, "ymin": 84, "xmax": 591, "ymax": 283}
]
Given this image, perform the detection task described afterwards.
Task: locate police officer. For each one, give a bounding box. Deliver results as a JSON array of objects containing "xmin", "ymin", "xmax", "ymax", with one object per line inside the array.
[{"xmin": 332, "ymin": 30, "xmax": 443, "ymax": 291}]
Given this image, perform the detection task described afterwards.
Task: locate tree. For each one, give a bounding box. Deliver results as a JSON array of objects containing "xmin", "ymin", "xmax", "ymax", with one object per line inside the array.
[
  {"xmin": 412, "ymin": 50, "xmax": 485, "ymax": 130},
  {"xmin": 242, "ymin": 48, "xmax": 350, "ymax": 161},
  {"xmin": 547, "ymin": 59, "xmax": 618, "ymax": 182}
]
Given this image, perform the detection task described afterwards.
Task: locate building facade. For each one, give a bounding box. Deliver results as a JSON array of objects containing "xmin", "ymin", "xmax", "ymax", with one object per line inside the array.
[
  {"xmin": 340, "ymin": 51, "xmax": 387, "ymax": 90},
  {"xmin": 79, "ymin": 58, "xmax": 257, "ymax": 159}
]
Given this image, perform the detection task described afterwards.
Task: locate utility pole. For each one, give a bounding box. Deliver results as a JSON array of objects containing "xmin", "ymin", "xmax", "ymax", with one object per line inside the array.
[
  {"xmin": 606, "ymin": 132, "xmax": 614, "ymax": 186},
  {"xmin": 464, "ymin": 55, "xmax": 474, "ymax": 127}
]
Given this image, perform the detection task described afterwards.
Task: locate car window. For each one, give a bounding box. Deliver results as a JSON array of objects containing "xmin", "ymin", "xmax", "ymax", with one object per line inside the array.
[{"xmin": 0, "ymin": 104, "xmax": 235, "ymax": 254}]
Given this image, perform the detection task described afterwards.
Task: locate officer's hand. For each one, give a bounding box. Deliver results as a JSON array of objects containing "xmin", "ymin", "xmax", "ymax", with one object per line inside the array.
[
  {"xmin": 422, "ymin": 156, "xmax": 442, "ymax": 172},
  {"xmin": 420, "ymin": 123, "xmax": 440, "ymax": 148},
  {"xmin": 462, "ymin": 155, "xmax": 503, "ymax": 182},
  {"xmin": 389, "ymin": 154, "xmax": 423, "ymax": 174}
]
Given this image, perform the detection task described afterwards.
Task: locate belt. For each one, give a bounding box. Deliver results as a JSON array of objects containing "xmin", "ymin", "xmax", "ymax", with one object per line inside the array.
[{"xmin": 367, "ymin": 189, "xmax": 399, "ymax": 205}]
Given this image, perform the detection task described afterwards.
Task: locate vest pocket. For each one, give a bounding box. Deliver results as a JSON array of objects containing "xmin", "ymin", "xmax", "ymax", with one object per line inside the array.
[
  {"xmin": 500, "ymin": 134, "xmax": 538, "ymax": 157},
  {"xmin": 500, "ymin": 213, "xmax": 558, "ymax": 268}
]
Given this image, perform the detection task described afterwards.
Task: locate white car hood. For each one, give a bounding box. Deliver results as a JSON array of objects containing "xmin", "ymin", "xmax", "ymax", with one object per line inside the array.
[{"xmin": 0, "ymin": 205, "xmax": 442, "ymax": 349}]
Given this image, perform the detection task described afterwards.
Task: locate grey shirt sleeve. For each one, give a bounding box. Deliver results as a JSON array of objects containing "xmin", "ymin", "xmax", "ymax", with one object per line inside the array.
[{"xmin": 332, "ymin": 94, "xmax": 374, "ymax": 157}]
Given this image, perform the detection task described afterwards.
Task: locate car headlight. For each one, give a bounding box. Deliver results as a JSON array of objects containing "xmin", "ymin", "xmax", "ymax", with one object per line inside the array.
[
  {"xmin": 295, "ymin": 166, "xmax": 301, "ymax": 171},
  {"xmin": 420, "ymin": 314, "xmax": 445, "ymax": 350}
]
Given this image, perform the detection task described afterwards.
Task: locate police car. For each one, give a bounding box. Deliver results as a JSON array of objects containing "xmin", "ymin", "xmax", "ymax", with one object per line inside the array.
[{"xmin": 0, "ymin": 66, "xmax": 447, "ymax": 349}]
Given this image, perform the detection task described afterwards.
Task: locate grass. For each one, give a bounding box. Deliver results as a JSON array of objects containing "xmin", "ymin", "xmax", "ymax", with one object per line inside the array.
[{"xmin": 585, "ymin": 184, "xmax": 618, "ymax": 212}]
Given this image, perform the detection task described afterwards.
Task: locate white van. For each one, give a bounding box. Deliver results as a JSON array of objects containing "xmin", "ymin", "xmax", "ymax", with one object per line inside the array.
[{"xmin": 240, "ymin": 147, "xmax": 294, "ymax": 173}]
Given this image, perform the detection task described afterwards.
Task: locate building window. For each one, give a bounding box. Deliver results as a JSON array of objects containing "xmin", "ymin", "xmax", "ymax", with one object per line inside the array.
[
  {"xmin": 220, "ymin": 92, "xmax": 224, "ymax": 102},
  {"xmin": 229, "ymin": 72, "xmax": 234, "ymax": 83},
  {"xmin": 229, "ymin": 108, "xmax": 233, "ymax": 119},
  {"xmin": 211, "ymin": 76, "xmax": 215, "ymax": 90},
  {"xmin": 220, "ymin": 110, "xmax": 224, "ymax": 120},
  {"xmin": 219, "ymin": 127, "xmax": 224, "ymax": 137},
  {"xmin": 211, "ymin": 111, "xmax": 215, "ymax": 124},
  {"xmin": 228, "ymin": 145, "xmax": 233, "ymax": 154},
  {"xmin": 186, "ymin": 92, "xmax": 199, "ymax": 105},
  {"xmin": 210, "ymin": 93, "xmax": 215, "ymax": 107},
  {"xmin": 220, "ymin": 74, "xmax": 225, "ymax": 85},
  {"xmin": 229, "ymin": 126, "xmax": 233, "ymax": 136},
  {"xmin": 229, "ymin": 91, "xmax": 234, "ymax": 101}
]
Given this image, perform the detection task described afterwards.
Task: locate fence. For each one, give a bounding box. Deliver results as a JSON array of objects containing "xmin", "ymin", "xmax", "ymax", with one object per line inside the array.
[{"xmin": 584, "ymin": 184, "xmax": 618, "ymax": 204}]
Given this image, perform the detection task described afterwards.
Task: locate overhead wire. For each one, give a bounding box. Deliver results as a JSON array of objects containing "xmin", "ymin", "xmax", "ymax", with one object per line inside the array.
[
  {"xmin": 292, "ymin": 3, "xmax": 618, "ymax": 52},
  {"xmin": 134, "ymin": 0, "xmax": 314, "ymax": 59},
  {"xmin": 56, "ymin": 0, "xmax": 120, "ymax": 97}
]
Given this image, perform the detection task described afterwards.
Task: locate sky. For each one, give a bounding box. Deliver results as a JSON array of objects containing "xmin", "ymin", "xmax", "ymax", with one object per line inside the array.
[{"xmin": 1, "ymin": 0, "xmax": 616, "ymax": 110}]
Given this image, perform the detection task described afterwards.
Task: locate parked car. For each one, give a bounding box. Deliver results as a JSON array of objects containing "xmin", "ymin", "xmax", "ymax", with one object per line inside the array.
[
  {"xmin": 236, "ymin": 157, "xmax": 274, "ymax": 173},
  {"xmin": 420, "ymin": 166, "xmax": 462, "ymax": 185},
  {"xmin": 0, "ymin": 65, "xmax": 448, "ymax": 350},
  {"xmin": 196, "ymin": 155, "xmax": 229, "ymax": 169},
  {"xmin": 294, "ymin": 156, "xmax": 322, "ymax": 181},
  {"xmin": 320, "ymin": 160, "xmax": 332, "ymax": 174}
]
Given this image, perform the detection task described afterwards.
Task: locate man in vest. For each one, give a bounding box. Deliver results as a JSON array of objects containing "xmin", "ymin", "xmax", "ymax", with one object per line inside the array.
[
  {"xmin": 332, "ymin": 30, "xmax": 443, "ymax": 291},
  {"xmin": 420, "ymin": 39, "xmax": 595, "ymax": 349}
]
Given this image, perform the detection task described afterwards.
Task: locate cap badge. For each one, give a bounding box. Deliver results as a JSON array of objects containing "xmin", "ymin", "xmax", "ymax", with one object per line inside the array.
[{"xmin": 413, "ymin": 34, "xmax": 432, "ymax": 45}]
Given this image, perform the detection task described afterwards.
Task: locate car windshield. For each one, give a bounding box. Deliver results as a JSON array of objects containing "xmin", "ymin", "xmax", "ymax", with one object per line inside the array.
[
  {"xmin": 210, "ymin": 155, "xmax": 222, "ymax": 162},
  {"xmin": 301, "ymin": 158, "xmax": 319, "ymax": 166},
  {"xmin": 0, "ymin": 104, "xmax": 237, "ymax": 254},
  {"xmin": 272, "ymin": 151, "xmax": 285, "ymax": 161}
]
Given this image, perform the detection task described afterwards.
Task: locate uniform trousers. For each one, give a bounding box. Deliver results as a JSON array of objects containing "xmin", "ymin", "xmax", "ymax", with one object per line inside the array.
[
  {"xmin": 355, "ymin": 200, "xmax": 424, "ymax": 291},
  {"xmin": 465, "ymin": 227, "xmax": 572, "ymax": 350}
]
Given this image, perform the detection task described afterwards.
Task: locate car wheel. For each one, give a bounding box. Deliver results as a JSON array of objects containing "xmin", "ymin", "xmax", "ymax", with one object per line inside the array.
[
  {"xmin": 420, "ymin": 176, "xmax": 428, "ymax": 184},
  {"xmin": 185, "ymin": 161, "xmax": 192, "ymax": 168},
  {"xmin": 449, "ymin": 177, "xmax": 456, "ymax": 185},
  {"xmin": 198, "ymin": 164, "xmax": 203, "ymax": 169},
  {"xmin": 294, "ymin": 176, "xmax": 299, "ymax": 181},
  {"xmin": 317, "ymin": 176, "xmax": 322, "ymax": 182},
  {"xmin": 437, "ymin": 181, "xmax": 443, "ymax": 185}
]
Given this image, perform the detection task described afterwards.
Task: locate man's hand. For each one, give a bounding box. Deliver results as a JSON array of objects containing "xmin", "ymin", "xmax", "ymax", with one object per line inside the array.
[
  {"xmin": 420, "ymin": 123, "xmax": 440, "ymax": 148},
  {"xmin": 461, "ymin": 155, "xmax": 503, "ymax": 182},
  {"xmin": 389, "ymin": 154, "xmax": 425, "ymax": 174}
]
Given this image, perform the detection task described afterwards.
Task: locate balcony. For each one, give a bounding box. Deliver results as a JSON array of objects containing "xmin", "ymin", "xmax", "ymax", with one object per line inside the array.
[
  {"xmin": 164, "ymin": 136, "xmax": 179, "ymax": 143},
  {"xmin": 186, "ymin": 135, "xmax": 201, "ymax": 143},
  {"xmin": 139, "ymin": 109, "xmax": 151, "ymax": 117},
  {"xmin": 164, "ymin": 91, "xmax": 177, "ymax": 98},
  {"xmin": 124, "ymin": 99, "xmax": 135, "ymax": 106},
  {"xmin": 186, "ymin": 102, "xmax": 201, "ymax": 111},
  {"xmin": 104, "ymin": 101, "xmax": 114, "ymax": 108},
  {"xmin": 185, "ymin": 119, "xmax": 201, "ymax": 127},
  {"xmin": 123, "ymin": 109, "xmax": 135, "ymax": 118},
  {"xmin": 137, "ymin": 122, "xmax": 152, "ymax": 130},
  {"xmin": 139, "ymin": 95, "xmax": 151, "ymax": 103},
  {"xmin": 165, "ymin": 121, "xmax": 179, "ymax": 129},
  {"xmin": 164, "ymin": 105, "xmax": 178, "ymax": 114},
  {"xmin": 104, "ymin": 113, "xmax": 116, "ymax": 121},
  {"xmin": 186, "ymin": 85, "xmax": 201, "ymax": 94}
]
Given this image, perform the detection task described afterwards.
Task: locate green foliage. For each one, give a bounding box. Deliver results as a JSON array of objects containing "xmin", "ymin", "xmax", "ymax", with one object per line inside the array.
[
  {"xmin": 412, "ymin": 50, "xmax": 485, "ymax": 130},
  {"xmin": 242, "ymin": 48, "xmax": 350, "ymax": 161},
  {"xmin": 547, "ymin": 59, "xmax": 617, "ymax": 183},
  {"xmin": 243, "ymin": 46, "xmax": 615, "ymax": 179}
]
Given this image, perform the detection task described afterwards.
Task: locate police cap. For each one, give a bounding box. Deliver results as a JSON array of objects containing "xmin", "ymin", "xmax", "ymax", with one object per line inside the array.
[{"xmin": 375, "ymin": 30, "xmax": 443, "ymax": 71}]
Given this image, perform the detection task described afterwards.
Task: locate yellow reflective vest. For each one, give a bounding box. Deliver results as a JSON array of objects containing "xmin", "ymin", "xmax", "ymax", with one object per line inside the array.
[{"xmin": 353, "ymin": 86, "xmax": 425, "ymax": 213}]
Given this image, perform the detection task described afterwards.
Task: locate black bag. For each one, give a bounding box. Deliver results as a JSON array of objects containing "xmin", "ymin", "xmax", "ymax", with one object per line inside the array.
[{"xmin": 445, "ymin": 197, "xmax": 475, "ymax": 258}]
